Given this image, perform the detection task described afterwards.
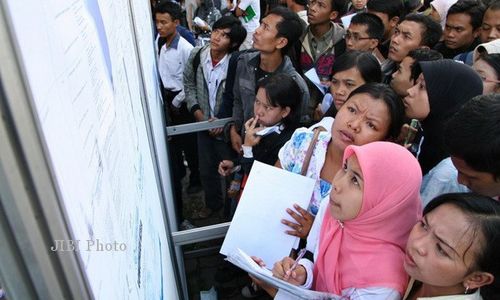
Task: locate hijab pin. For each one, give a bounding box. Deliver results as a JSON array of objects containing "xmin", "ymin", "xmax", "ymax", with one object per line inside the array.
[{"xmin": 337, "ymin": 220, "xmax": 344, "ymax": 229}]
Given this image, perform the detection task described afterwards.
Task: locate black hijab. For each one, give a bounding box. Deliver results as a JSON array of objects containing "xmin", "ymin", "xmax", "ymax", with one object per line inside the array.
[{"xmin": 417, "ymin": 59, "xmax": 483, "ymax": 174}]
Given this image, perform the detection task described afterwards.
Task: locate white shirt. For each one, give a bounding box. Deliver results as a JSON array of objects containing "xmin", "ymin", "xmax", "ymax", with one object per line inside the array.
[
  {"xmin": 420, "ymin": 157, "xmax": 469, "ymax": 207},
  {"xmin": 297, "ymin": 10, "xmax": 308, "ymax": 26},
  {"xmin": 202, "ymin": 50, "xmax": 229, "ymax": 117},
  {"xmin": 238, "ymin": 0, "xmax": 260, "ymax": 32},
  {"xmin": 158, "ymin": 33, "xmax": 194, "ymax": 93}
]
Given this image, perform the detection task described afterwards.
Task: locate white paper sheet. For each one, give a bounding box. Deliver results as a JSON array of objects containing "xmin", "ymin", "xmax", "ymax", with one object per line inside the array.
[
  {"xmin": 220, "ymin": 161, "xmax": 315, "ymax": 267},
  {"xmin": 320, "ymin": 93, "xmax": 334, "ymax": 114},
  {"xmin": 304, "ymin": 68, "xmax": 328, "ymax": 95},
  {"xmin": 341, "ymin": 13, "xmax": 356, "ymax": 28},
  {"xmin": 226, "ymin": 248, "xmax": 339, "ymax": 300}
]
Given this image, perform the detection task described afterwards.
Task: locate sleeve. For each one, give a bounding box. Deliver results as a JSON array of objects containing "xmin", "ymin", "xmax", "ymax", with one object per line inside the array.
[
  {"xmin": 182, "ymin": 42, "xmax": 194, "ymax": 65},
  {"xmin": 240, "ymin": 156, "xmax": 254, "ymax": 175},
  {"xmin": 175, "ymin": 41, "xmax": 195, "ymax": 103},
  {"xmin": 420, "ymin": 157, "xmax": 470, "ymax": 207},
  {"xmin": 293, "ymin": 72, "xmax": 311, "ymax": 125},
  {"xmin": 277, "ymin": 128, "xmax": 308, "ymax": 174},
  {"xmin": 305, "ymin": 198, "xmax": 328, "ymax": 255},
  {"xmin": 183, "ymin": 47, "xmax": 201, "ymax": 113},
  {"xmin": 237, "ymin": 0, "xmax": 253, "ymax": 11},
  {"xmin": 299, "ymin": 257, "xmax": 315, "ymax": 289},
  {"xmin": 231, "ymin": 57, "xmax": 245, "ymax": 132}
]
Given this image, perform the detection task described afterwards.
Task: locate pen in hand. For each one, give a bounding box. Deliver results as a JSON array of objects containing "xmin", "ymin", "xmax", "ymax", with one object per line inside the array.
[{"xmin": 285, "ymin": 248, "xmax": 307, "ymax": 280}]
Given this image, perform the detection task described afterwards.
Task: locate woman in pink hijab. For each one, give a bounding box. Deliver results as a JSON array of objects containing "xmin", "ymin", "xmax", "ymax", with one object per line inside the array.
[{"xmin": 272, "ymin": 141, "xmax": 422, "ymax": 299}]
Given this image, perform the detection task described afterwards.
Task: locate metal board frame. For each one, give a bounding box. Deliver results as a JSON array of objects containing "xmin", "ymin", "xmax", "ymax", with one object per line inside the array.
[
  {"xmin": 0, "ymin": 1, "xmax": 91, "ymax": 298},
  {"xmin": 126, "ymin": 0, "xmax": 184, "ymax": 298},
  {"xmin": 0, "ymin": 0, "xmax": 237, "ymax": 298}
]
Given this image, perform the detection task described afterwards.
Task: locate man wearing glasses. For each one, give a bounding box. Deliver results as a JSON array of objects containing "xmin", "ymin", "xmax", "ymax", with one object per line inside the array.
[{"xmin": 344, "ymin": 12, "xmax": 385, "ymax": 63}]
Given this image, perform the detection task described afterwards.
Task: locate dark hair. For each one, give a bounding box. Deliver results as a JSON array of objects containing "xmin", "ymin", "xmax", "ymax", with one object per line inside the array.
[
  {"xmin": 155, "ymin": 1, "xmax": 183, "ymax": 21},
  {"xmin": 346, "ymin": 83, "xmax": 405, "ymax": 140},
  {"xmin": 477, "ymin": 53, "xmax": 500, "ymax": 81},
  {"xmin": 350, "ymin": 12, "xmax": 385, "ymax": 42},
  {"xmin": 256, "ymin": 74, "xmax": 302, "ymax": 128},
  {"xmin": 403, "ymin": 13, "xmax": 443, "ymax": 48},
  {"xmin": 332, "ymin": 51, "xmax": 382, "ymax": 83},
  {"xmin": 330, "ymin": 0, "xmax": 348, "ymax": 14},
  {"xmin": 408, "ymin": 48, "xmax": 443, "ymax": 82},
  {"xmin": 424, "ymin": 193, "xmax": 500, "ymax": 300},
  {"xmin": 268, "ymin": 7, "xmax": 304, "ymax": 54},
  {"xmin": 257, "ymin": 73, "xmax": 302, "ymax": 127},
  {"xmin": 403, "ymin": 0, "xmax": 424, "ymax": 16},
  {"xmin": 444, "ymin": 94, "xmax": 500, "ymax": 179},
  {"xmin": 212, "ymin": 16, "xmax": 247, "ymax": 53},
  {"xmin": 486, "ymin": 0, "xmax": 500, "ymax": 11},
  {"xmin": 293, "ymin": 0, "xmax": 308, "ymax": 6},
  {"xmin": 447, "ymin": 0, "xmax": 486, "ymax": 30},
  {"xmin": 367, "ymin": 0, "xmax": 404, "ymax": 20}
]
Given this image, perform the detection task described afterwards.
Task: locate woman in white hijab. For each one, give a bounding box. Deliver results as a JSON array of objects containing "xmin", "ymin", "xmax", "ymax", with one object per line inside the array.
[{"xmin": 429, "ymin": 0, "xmax": 458, "ymax": 29}]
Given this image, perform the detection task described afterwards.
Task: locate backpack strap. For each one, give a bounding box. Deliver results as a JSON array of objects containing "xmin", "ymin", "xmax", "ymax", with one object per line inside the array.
[
  {"xmin": 157, "ymin": 37, "xmax": 166, "ymax": 55},
  {"xmin": 192, "ymin": 47, "xmax": 202, "ymax": 86}
]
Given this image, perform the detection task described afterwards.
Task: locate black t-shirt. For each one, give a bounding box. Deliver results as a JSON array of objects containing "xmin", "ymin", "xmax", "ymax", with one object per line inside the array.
[
  {"xmin": 433, "ymin": 38, "xmax": 481, "ymax": 59},
  {"xmin": 255, "ymin": 66, "xmax": 272, "ymax": 84}
]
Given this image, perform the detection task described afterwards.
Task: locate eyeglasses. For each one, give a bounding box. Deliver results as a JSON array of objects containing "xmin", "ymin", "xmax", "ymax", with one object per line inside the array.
[
  {"xmin": 343, "ymin": 32, "xmax": 374, "ymax": 42},
  {"xmin": 480, "ymin": 76, "xmax": 500, "ymax": 84}
]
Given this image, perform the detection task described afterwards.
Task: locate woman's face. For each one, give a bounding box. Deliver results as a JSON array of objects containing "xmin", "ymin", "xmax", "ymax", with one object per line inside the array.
[
  {"xmin": 473, "ymin": 58, "xmax": 500, "ymax": 95},
  {"xmin": 331, "ymin": 93, "xmax": 391, "ymax": 152},
  {"xmin": 329, "ymin": 155, "xmax": 364, "ymax": 221},
  {"xmin": 404, "ymin": 204, "xmax": 482, "ymax": 289},
  {"xmin": 404, "ymin": 73, "xmax": 431, "ymax": 120},
  {"xmin": 254, "ymin": 88, "xmax": 290, "ymax": 127},
  {"xmin": 429, "ymin": 5, "xmax": 441, "ymax": 25},
  {"xmin": 330, "ymin": 67, "xmax": 366, "ymax": 110},
  {"xmin": 351, "ymin": 0, "xmax": 367, "ymax": 10}
]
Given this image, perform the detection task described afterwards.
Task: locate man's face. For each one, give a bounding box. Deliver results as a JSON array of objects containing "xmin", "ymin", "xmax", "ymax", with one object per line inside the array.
[
  {"xmin": 480, "ymin": 8, "xmax": 500, "ymax": 43},
  {"xmin": 308, "ymin": 0, "xmax": 337, "ymax": 26},
  {"xmin": 210, "ymin": 28, "xmax": 232, "ymax": 53},
  {"xmin": 345, "ymin": 23, "xmax": 378, "ymax": 51},
  {"xmin": 155, "ymin": 12, "xmax": 178, "ymax": 39},
  {"xmin": 390, "ymin": 56, "xmax": 415, "ymax": 97},
  {"xmin": 444, "ymin": 13, "xmax": 478, "ymax": 50},
  {"xmin": 451, "ymin": 156, "xmax": 500, "ymax": 197},
  {"xmin": 368, "ymin": 10, "xmax": 398, "ymax": 40},
  {"xmin": 253, "ymin": 14, "xmax": 286, "ymax": 54},
  {"xmin": 389, "ymin": 21, "xmax": 424, "ymax": 62}
]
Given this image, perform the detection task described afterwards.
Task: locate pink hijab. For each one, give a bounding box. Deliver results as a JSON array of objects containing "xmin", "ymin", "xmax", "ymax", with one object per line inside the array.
[{"xmin": 313, "ymin": 142, "xmax": 422, "ymax": 296}]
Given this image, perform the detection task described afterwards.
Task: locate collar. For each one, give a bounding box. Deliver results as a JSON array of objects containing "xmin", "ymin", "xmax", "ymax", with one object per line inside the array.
[
  {"xmin": 250, "ymin": 53, "xmax": 287, "ymax": 73},
  {"xmin": 309, "ymin": 23, "xmax": 335, "ymax": 43},
  {"xmin": 255, "ymin": 122, "xmax": 285, "ymax": 136},
  {"xmin": 167, "ymin": 33, "xmax": 181, "ymax": 50},
  {"xmin": 204, "ymin": 50, "xmax": 229, "ymax": 67}
]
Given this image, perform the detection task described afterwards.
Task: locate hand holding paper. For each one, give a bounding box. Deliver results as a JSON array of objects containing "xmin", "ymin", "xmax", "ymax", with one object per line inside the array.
[
  {"xmin": 220, "ymin": 161, "xmax": 315, "ymax": 267},
  {"xmin": 226, "ymin": 248, "xmax": 339, "ymax": 300}
]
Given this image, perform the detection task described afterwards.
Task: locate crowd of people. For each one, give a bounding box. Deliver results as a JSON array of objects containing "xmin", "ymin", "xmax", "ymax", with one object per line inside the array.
[{"xmin": 151, "ymin": 0, "xmax": 500, "ymax": 298}]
